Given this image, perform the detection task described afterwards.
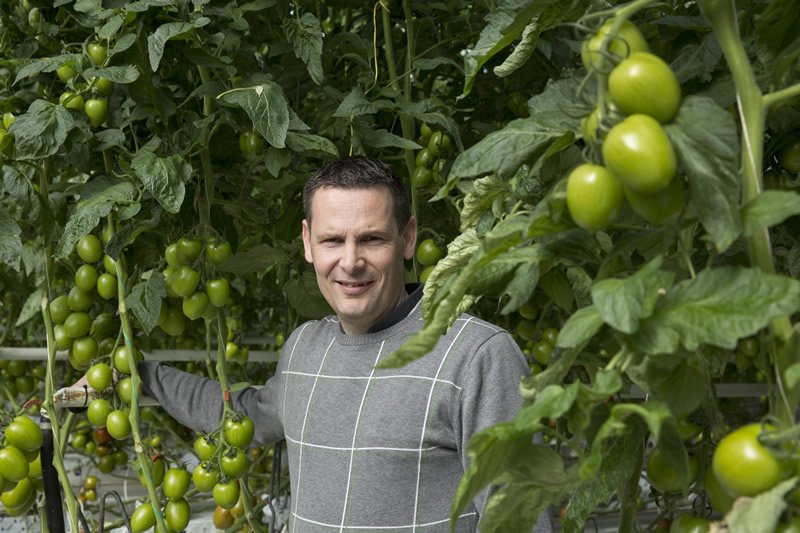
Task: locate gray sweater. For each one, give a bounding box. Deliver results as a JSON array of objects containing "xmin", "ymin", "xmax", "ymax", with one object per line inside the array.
[{"xmin": 139, "ymin": 297, "xmax": 554, "ymax": 532}]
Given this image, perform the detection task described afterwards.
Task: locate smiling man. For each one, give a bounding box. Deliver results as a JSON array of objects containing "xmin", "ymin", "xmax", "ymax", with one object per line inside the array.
[{"xmin": 137, "ymin": 156, "xmax": 554, "ymax": 532}]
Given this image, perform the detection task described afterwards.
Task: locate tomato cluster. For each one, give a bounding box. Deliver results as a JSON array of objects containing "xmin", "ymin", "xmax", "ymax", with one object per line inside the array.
[
  {"xmin": 568, "ymin": 21, "xmax": 686, "ymax": 232},
  {"xmin": 53, "ymin": 41, "xmax": 113, "ymax": 126},
  {"xmin": 0, "ymin": 360, "xmax": 46, "ymax": 403},
  {"xmin": 412, "ymin": 123, "xmax": 452, "ymax": 190},
  {"xmin": 0, "ymin": 415, "xmax": 43, "ymax": 516},
  {"xmin": 416, "ymin": 238, "xmax": 444, "ymax": 283}
]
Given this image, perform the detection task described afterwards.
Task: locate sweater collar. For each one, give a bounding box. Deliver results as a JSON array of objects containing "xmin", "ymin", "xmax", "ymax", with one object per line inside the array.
[{"xmin": 333, "ymin": 283, "xmax": 423, "ymax": 345}]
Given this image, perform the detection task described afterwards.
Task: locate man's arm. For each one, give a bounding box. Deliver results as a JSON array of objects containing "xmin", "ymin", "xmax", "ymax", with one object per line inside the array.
[{"xmin": 455, "ymin": 331, "xmax": 555, "ymax": 533}]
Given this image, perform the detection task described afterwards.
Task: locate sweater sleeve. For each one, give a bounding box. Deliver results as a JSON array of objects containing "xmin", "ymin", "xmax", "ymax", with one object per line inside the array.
[
  {"xmin": 454, "ymin": 331, "xmax": 554, "ymax": 533},
  {"xmin": 138, "ymin": 355, "xmax": 286, "ymax": 447}
]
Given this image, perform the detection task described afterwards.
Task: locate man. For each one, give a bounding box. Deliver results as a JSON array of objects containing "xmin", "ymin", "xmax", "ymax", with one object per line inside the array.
[{"xmin": 138, "ymin": 156, "xmax": 554, "ymax": 532}]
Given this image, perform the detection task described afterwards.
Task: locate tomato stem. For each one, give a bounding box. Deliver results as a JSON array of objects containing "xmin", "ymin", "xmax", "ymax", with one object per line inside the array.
[
  {"xmin": 698, "ymin": 0, "xmax": 795, "ymax": 425},
  {"xmin": 617, "ymin": 437, "xmax": 644, "ymax": 533},
  {"xmin": 763, "ymin": 82, "xmax": 800, "ymax": 112}
]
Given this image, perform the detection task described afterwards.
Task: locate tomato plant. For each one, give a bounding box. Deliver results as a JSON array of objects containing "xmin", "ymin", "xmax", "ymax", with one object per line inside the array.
[{"xmin": 416, "ymin": 239, "xmax": 444, "ymax": 266}]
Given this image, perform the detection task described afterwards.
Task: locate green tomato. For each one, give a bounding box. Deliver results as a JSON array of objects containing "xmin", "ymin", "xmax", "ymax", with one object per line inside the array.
[
  {"xmin": 1, "ymin": 476, "xmax": 33, "ymax": 510},
  {"xmin": 419, "ymin": 265, "xmax": 435, "ymax": 284},
  {"xmin": 96, "ymin": 272, "xmax": 117, "ymax": 299},
  {"xmin": 602, "ymin": 114, "xmax": 677, "ymax": 194},
  {"xmin": 71, "ymin": 336, "xmax": 98, "ymax": 368},
  {"xmin": 77, "ymin": 234, "xmax": 103, "ymax": 263},
  {"xmin": 581, "ymin": 20, "xmax": 649, "ymax": 71},
  {"xmin": 68, "ymin": 286, "xmax": 94, "ymax": 312},
  {"xmin": 207, "ymin": 278, "xmax": 230, "ymax": 307},
  {"xmin": 54, "ymin": 324, "xmax": 73, "ymax": 350},
  {"xmin": 50, "ymin": 294, "xmax": 71, "ymax": 324},
  {"xmin": 87, "ymin": 43, "xmax": 107, "ymax": 65},
  {"xmin": 165, "ymin": 243, "xmax": 185, "ymax": 268},
  {"xmin": 609, "ymin": 52, "xmax": 681, "ymax": 124},
  {"xmin": 207, "ymin": 240, "xmax": 232, "ymax": 265},
  {"xmin": 213, "ymin": 480, "xmax": 240, "ymax": 509},
  {"xmin": 532, "ymin": 341, "xmax": 553, "ymax": 366},
  {"xmin": 224, "ymin": 416, "xmax": 255, "ymax": 449},
  {"xmin": 516, "ymin": 319, "xmax": 536, "ymax": 342},
  {"xmin": 416, "ymin": 239, "xmax": 443, "ymax": 266},
  {"xmin": 420, "ymin": 122, "xmax": 432, "ymax": 138},
  {"xmin": 239, "ymin": 130, "xmax": 266, "ymax": 153},
  {"xmin": 130, "ymin": 503, "xmax": 156, "ymax": 533},
  {"xmin": 165, "ymin": 498, "xmax": 191, "ymax": 531},
  {"xmin": 669, "ymin": 514, "xmax": 710, "ymax": 533},
  {"xmin": 105, "ymin": 410, "xmax": 131, "ymax": 440},
  {"xmin": 194, "ymin": 435, "xmax": 220, "ymax": 461},
  {"xmin": 160, "ymin": 306, "xmax": 186, "ymax": 336},
  {"xmin": 778, "ymin": 138, "xmax": 800, "ymax": 172},
  {"xmin": 220, "ymin": 448, "xmax": 249, "ymax": 478},
  {"xmin": 566, "ymin": 163, "xmax": 624, "ymax": 231},
  {"xmin": 581, "ymin": 106, "xmax": 602, "ymax": 143},
  {"xmin": 97, "ymin": 454, "xmax": 115, "ymax": 473},
  {"xmin": 5, "ymin": 416, "xmax": 43, "ymax": 451},
  {"xmin": 712, "ymin": 423, "xmax": 791, "ymax": 497},
  {"xmin": 428, "ymin": 131, "xmax": 443, "ymax": 157},
  {"xmin": 117, "ymin": 376, "xmax": 133, "ymax": 404},
  {"xmin": 0, "ymin": 446, "xmax": 29, "ymax": 482},
  {"xmin": 182, "ymin": 291, "xmax": 209, "ymax": 320},
  {"xmin": 623, "ymin": 175, "xmax": 685, "ymax": 225},
  {"xmin": 64, "ymin": 312, "xmax": 91, "ymax": 338},
  {"xmin": 59, "ymin": 92, "xmax": 85, "ymax": 110},
  {"xmin": 139, "ymin": 456, "xmax": 166, "ymax": 487},
  {"xmin": 74, "ymin": 263, "xmax": 99, "ymax": 291},
  {"xmin": 703, "ymin": 462, "xmax": 734, "ymax": 515},
  {"xmin": 172, "ymin": 265, "xmax": 200, "ymax": 297},
  {"xmin": 193, "ymin": 463, "xmax": 219, "ymax": 492},
  {"xmin": 85, "ymin": 98, "xmax": 108, "ymax": 128},
  {"xmin": 93, "ymin": 77, "xmax": 114, "ymax": 97},
  {"xmin": 177, "ymin": 237, "xmax": 202, "ymax": 263},
  {"xmin": 56, "ymin": 64, "xmax": 77, "ymax": 83},
  {"xmin": 114, "ymin": 345, "xmax": 139, "ymax": 375},
  {"xmin": 412, "ymin": 166, "xmax": 432, "ymax": 189},
  {"xmin": 739, "ymin": 337, "xmax": 759, "ymax": 357},
  {"xmin": 541, "ymin": 328, "xmax": 559, "ymax": 347},
  {"xmin": 415, "ymin": 148, "xmax": 433, "ymax": 168},
  {"xmin": 646, "ymin": 448, "xmax": 699, "ymax": 493},
  {"xmin": 164, "ymin": 468, "xmax": 191, "ymax": 499},
  {"xmin": 87, "ymin": 398, "xmax": 113, "ymax": 427}
]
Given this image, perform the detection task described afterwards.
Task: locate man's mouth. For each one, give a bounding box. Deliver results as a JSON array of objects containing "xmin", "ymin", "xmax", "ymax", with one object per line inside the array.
[{"xmin": 337, "ymin": 281, "xmax": 372, "ymax": 288}]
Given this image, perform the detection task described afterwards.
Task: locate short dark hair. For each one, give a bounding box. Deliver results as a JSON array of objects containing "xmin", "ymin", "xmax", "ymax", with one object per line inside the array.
[{"xmin": 303, "ymin": 156, "xmax": 411, "ymax": 232}]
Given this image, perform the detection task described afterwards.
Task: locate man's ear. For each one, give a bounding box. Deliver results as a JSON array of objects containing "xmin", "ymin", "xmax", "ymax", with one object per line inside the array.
[
  {"xmin": 302, "ymin": 220, "xmax": 313, "ymax": 263},
  {"xmin": 403, "ymin": 216, "xmax": 417, "ymax": 260}
]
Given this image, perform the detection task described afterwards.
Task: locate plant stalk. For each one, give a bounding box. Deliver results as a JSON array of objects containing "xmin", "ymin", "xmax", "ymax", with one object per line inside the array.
[{"xmin": 617, "ymin": 438, "xmax": 644, "ymax": 533}]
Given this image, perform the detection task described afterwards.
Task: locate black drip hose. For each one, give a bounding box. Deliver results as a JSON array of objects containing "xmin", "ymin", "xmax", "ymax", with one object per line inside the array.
[{"xmin": 39, "ymin": 413, "xmax": 65, "ymax": 533}]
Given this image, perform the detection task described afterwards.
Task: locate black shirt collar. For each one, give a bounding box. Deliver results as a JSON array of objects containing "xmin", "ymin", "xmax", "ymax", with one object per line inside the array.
[{"xmin": 366, "ymin": 283, "xmax": 423, "ymax": 333}]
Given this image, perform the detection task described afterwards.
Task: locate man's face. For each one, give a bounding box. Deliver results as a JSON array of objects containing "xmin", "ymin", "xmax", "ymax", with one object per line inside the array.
[{"xmin": 302, "ymin": 186, "xmax": 416, "ymax": 335}]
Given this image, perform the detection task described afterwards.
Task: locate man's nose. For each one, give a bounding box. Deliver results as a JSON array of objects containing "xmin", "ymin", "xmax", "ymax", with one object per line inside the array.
[{"xmin": 340, "ymin": 241, "xmax": 365, "ymax": 272}]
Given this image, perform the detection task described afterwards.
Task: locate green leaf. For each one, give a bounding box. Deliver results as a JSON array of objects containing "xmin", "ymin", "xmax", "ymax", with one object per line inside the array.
[
  {"xmin": 391, "ymin": 99, "xmax": 464, "ymax": 151},
  {"xmin": 217, "ymin": 244, "xmax": 291, "ymax": 275},
  {"xmin": 286, "ymin": 271, "xmax": 333, "ymax": 319},
  {"xmin": 785, "ymin": 363, "xmax": 800, "ymax": 391},
  {"xmin": 741, "ymin": 190, "xmax": 800, "ymax": 237},
  {"xmin": 754, "ymin": 0, "xmax": 800, "ymax": 84},
  {"xmin": 515, "ymin": 383, "xmax": 580, "ymax": 431},
  {"xmin": 98, "ymin": 16, "xmax": 123, "ymax": 41},
  {"xmin": 0, "ymin": 209, "xmax": 23, "ymax": 272},
  {"xmin": 726, "ymin": 478, "xmax": 795, "ymax": 533},
  {"xmin": 94, "ymin": 129, "xmax": 127, "ymax": 151},
  {"xmin": 519, "ymin": 347, "xmax": 580, "ymax": 401},
  {"xmin": 55, "ymin": 177, "xmax": 137, "ymax": 259},
  {"xmin": 665, "ymin": 96, "xmax": 741, "ymax": 251},
  {"xmin": 591, "ymin": 257, "xmax": 675, "ymax": 334},
  {"xmin": 360, "ymin": 129, "xmax": 422, "ymax": 150},
  {"xmin": 630, "ymin": 266, "xmax": 800, "ymax": 355},
  {"xmin": 539, "ymin": 268, "xmax": 573, "ymax": 312},
  {"xmin": 285, "ymin": 132, "xmax": 339, "ymax": 158},
  {"xmin": 84, "ymin": 65, "xmax": 140, "ymax": 84},
  {"xmin": 109, "ymin": 34, "xmax": 137, "ymax": 56},
  {"xmin": 10, "ymin": 100, "xmax": 75, "ymax": 160},
  {"xmin": 332, "ymin": 88, "xmax": 381, "ymax": 117},
  {"xmin": 421, "ymin": 229, "xmax": 480, "ymax": 322},
  {"xmin": 147, "ymin": 19, "xmax": 211, "ymax": 72},
  {"xmin": 460, "ymin": 175, "xmax": 511, "ymax": 232},
  {"xmin": 562, "ymin": 419, "xmax": 647, "ymax": 533},
  {"xmin": 229, "ymin": 382, "xmax": 252, "ymax": 392},
  {"xmin": 283, "ymin": 13, "xmax": 324, "ymax": 85},
  {"xmin": 669, "ymin": 33, "xmax": 722, "ymax": 83},
  {"xmin": 556, "ymin": 306, "xmax": 604, "ymax": 349},
  {"xmin": 413, "ymin": 57, "xmax": 463, "ymax": 73},
  {"xmin": 218, "ymin": 83, "xmax": 290, "ymax": 149},
  {"xmin": 131, "ymin": 152, "xmax": 190, "ymax": 214},
  {"xmin": 13, "ymin": 54, "xmax": 83, "ymax": 85},
  {"xmin": 16, "ymin": 287, "xmax": 43, "ymax": 327},
  {"xmin": 125, "ymin": 272, "xmax": 166, "ymax": 335},
  {"xmin": 3, "ymin": 164, "xmax": 38, "ymax": 219}
]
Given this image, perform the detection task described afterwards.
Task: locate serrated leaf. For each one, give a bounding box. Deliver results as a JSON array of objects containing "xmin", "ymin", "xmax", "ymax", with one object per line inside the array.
[
  {"xmin": 515, "ymin": 383, "xmax": 580, "ymax": 431},
  {"xmin": 218, "ymin": 84, "xmax": 290, "ymax": 149},
  {"xmin": 125, "ymin": 273, "xmax": 166, "ymax": 335},
  {"xmin": 285, "ymin": 132, "xmax": 338, "ymax": 158},
  {"xmin": 630, "ymin": 266, "xmax": 800, "ymax": 355},
  {"xmin": 669, "ymin": 33, "xmax": 722, "ymax": 83},
  {"xmin": 13, "ymin": 54, "xmax": 83, "ymax": 85},
  {"xmin": 539, "ymin": 268, "xmax": 573, "ymax": 312},
  {"xmin": 94, "ymin": 129, "xmax": 127, "ymax": 151},
  {"xmin": 421, "ymin": 229, "xmax": 480, "ymax": 322},
  {"xmin": 98, "ymin": 16, "xmax": 123, "ymax": 40},
  {"xmin": 286, "ymin": 271, "xmax": 333, "ymax": 319},
  {"xmin": 460, "ymin": 175, "xmax": 511, "ymax": 232},
  {"xmin": 84, "ymin": 65, "xmax": 140, "ymax": 84},
  {"xmin": 556, "ymin": 306, "xmax": 604, "ymax": 349},
  {"xmin": 332, "ymin": 88, "xmax": 380, "ymax": 117},
  {"xmin": 562, "ymin": 419, "xmax": 646, "ymax": 533},
  {"xmin": 4, "ymin": 164, "xmax": 38, "ymax": 220},
  {"xmin": 15, "ymin": 287, "xmax": 43, "ymax": 327},
  {"xmin": 665, "ymin": 96, "xmax": 741, "ymax": 251},
  {"xmin": 147, "ymin": 19, "xmax": 210, "ymax": 71},
  {"xmin": 55, "ymin": 177, "xmax": 136, "ymax": 258},
  {"xmin": 284, "ymin": 13, "xmax": 324, "ymax": 85},
  {"xmin": 741, "ymin": 190, "xmax": 800, "ymax": 237},
  {"xmin": 217, "ymin": 244, "xmax": 291, "ymax": 275},
  {"xmin": 131, "ymin": 152, "xmax": 190, "ymax": 213},
  {"xmin": 469, "ymin": 245, "xmax": 548, "ymax": 314},
  {"xmin": 10, "ymin": 100, "xmax": 75, "ymax": 160},
  {"xmin": 0, "ymin": 209, "xmax": 23, "ymax": 272},
  {"xmin": 110, "ymin": 34, "xmax": 137, "ymax": 56},
  {"xmin": 520, "ymin": 347, "xmax": 580, "ymax": 401},
  {"xmin": 726, "ymin": 478, "xmax": 795, "ymax": 533},
  {"xmin": 360, "ymin": 129, "xmax": 421, "ymax": 150},
  {"xmin": 591, "ymin": 257, "xmax": 675, "ymax": 334}
]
